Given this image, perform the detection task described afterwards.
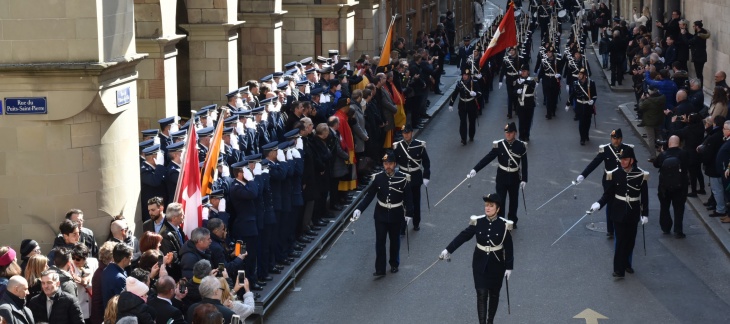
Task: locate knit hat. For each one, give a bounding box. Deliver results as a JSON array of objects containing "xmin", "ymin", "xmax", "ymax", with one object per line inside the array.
[
  {"xmin": 20, "ymin": 239, "xmax": 39, "ymax": 259},
  {"xmin": 125, "ymin": 277, "xmax": 149, "ymax": 297}
]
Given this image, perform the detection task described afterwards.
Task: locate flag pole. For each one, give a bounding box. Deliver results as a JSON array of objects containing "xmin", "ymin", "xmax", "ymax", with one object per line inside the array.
[{"xmin": 172, "ymin": 121, "xmax": 195, "ymax": 203}]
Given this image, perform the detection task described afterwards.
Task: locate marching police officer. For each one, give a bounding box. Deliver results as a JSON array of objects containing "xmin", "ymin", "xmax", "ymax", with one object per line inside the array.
[
  {"xmin": 448, "ymin": 68, "xmax": 482, "ymax": 145},
  {"xmin": 588, "ymin": 146, "xmax": 649, "ymax": 279},
  {"xmin": 499, "ymin": 47, "xmax": 522, "ymax": 119},
  {"xmin": 352, "ymin": 150, "xmax": 414, "ymax": 276},
  {"xmin": 576, "ymin": 129, "xmax": 635, "ymax": 238},
  {"xmin": 514, "ymin": 64, "xmax": 538, "ymax": 142},
  {"xmin": 393, "ymin": 125, "xmax": 431, "ymax": 231},
  {"xmin": 467, "ymin": 122, "xmax": 528, "ymax": 228},
  {"xmin": 537, "ymin": 0, "xmax": 552, "ymax": 39},
  {"xmin": 140, "ymin": 144, "xmax": 167, "ymax": 222},
  {"xmin": 566, "ymin": 68, "xmax": 597, "ymax": 145},
  {"xmin": 535, "ymin": 46, "xmax": 562, "ymax": 119},
  {"xmin": 439, "ymin": 193, "xmax": 514, "ymax": 324}
]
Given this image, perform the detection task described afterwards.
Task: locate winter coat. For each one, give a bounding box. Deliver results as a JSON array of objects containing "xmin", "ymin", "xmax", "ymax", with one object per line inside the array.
[
  {"xmin": 699, "ymin": 126, "xmax": 723, "ymax": 177},
  {"xmin": 0, "ymin": 292, "xmax": 34, "ymax": 324},
  {"xmin": 116, "ymin": 292, "xmax": 155, "ymax": 324},
  {"xmin": 375, "ymin": 87, "xmax": 397, "ymax": 132},
  {"xmin": 349, "ymin": 102, "xmax": 368, "ymax": 153},
  {"xmin": 686, "ymin": 28, "xmax": 710, "ymax": 63},
  {"xmin": 709, "ymin": 102, "xmax": 728, "ymax": 119},
  {"xmin": 28, "ymin": 290, "xmax": 85, "ymax": 324},
  {"xmin": 178, "ymin": 240, "xmax": 211, "ymax": 281},
  {"xmin": 638, "ymin": 93, "xmax": 666, "ymax": 127}
]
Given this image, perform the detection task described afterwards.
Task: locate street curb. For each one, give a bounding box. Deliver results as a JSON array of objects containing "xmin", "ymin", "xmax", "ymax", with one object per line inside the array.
[
  {"xmin": 413, "ymin": 72, "xmax": 460, "ymax": 138},
  {"xmin": 588, "ymin": 44, "xmax": 634, "ymax": 93},
  {"xmin": 616, "ymin": 101, "xmax": 730, "ymax": 257}
]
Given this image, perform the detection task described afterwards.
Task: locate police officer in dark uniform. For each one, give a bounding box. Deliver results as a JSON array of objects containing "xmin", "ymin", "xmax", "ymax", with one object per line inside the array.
[
  {"xmin": 352, "ymin": 150, "xmax": 413, "ymax": 276},
  {"xmin": 499, "ymin": 47, "xmax": 521, "ymax": 119},
  {"xmin": 468, "ymin": 122, "xmax": 528, "ymax": 227},
  {"xmin": 229, "ymin": 160, "xmax": 263, "ymax": 290},
  {"xmin": 565, "ymin": 68, "xmax": 597, "ymax": 145},
  {"xmin": 458, "ymin": 36, "xmax": 473, "ymax": 74},
  {"xmin": 448, "ymin": 68, "xmax": 481, "ymax": 145},
  {"xmin": 576, "ymin": 129, "xmax": 635, "ymax": 238},
  {"xmin": 207, "ymin": 189, "xmax": 231, "ymax": 227},
  {"xmin": 535, "ymin": 46, "xmax": 562, "ymax": 119},
  {"xmin": 439, "ymin": 193, "xmax": 514, "ymax": 324},
  {"xmin": 537, "ymin": 0, "xmax": 552, "ymax": 39},
  {"xmin": 158, "ymin": 116, "xmax": 178, "ymax": 165},
  {"xmin": 164, "ymin": 141, "xmax": 185, "ymax": 206},
  {"xmin": 140, "ymin": 144, "xmax": 167, "ymax": 222},
  {"xmin": 562, "ymin": 50, "xmax": 590, "ymax": 114},
  {"xmin": 393, "ymin": 125, "xmax": 431, "ymax": 231},
  {"xmin": 197, "ymin": 126, "xmax": 214, "ymax": 163},
  {"xmin": 588, "ymin": 146, "xmax": 649, "ymax": 278},
  {"xmin": 514, "ymin": 64, "xmax": 537, "ymax": 141}
]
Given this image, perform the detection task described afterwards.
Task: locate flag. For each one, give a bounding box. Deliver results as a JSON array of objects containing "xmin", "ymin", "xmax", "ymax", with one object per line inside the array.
[
  {"xmin": 378, "ymin": 16, "xmax": 396, "ymax": 67},
  {"xmin": 479, "ymin": 2, "xmax": 517, "ymax": 69},
  {"xmin": 200, "ymin": 115, "xmax": 225, "ymax": 197},
  {"xmin": 175, "ymin": 122, "xmax": 203, "ymax": 237}
]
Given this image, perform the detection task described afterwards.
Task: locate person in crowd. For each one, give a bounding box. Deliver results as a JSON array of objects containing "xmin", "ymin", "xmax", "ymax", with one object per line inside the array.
[
  {"xmin": 0, "ymin": 276, "xmax": 34, "ymax": 324},
  {"xmin": 23, "ymin": 255, "xmax": 48, "ymax": 301},
  {"xmin": 101, "ymin": 243, "xmax": 133, "ymax": 308},
  {"xmin": 18, "ymin": 240, "xmax": 41, "ymax": 275},
  {"xmin": 142, "ymin": 197, "xmax": 167, "ymax": 234},
  {"xmin": 683, "ymin": 20, "xmax": 710, "ymax": 83},
  {"xmin": 179, "ymin": 228, "xmax": 212, "ymax": 281},
  {"xmin": 47, "ymin": 247, "xmax": 78, "ymax": 298},
  {"xmin": 48, "ymin": 220, "xmax": 81, "ymax": 263},
  {"xmin": 638, "ymin": 87, "xmax": 667, "ymax": 159},
  {"xmin": 139, "ymin": 231, "xmax": 164, "ymax": 254},
  {"xmin": 670, "ymin": 113, "xmax": 706, "ymax": 197},
  {"xmin": 102, "ymin": 295, "xmax": 119, "ymax": 324},
  {"xmin": 698, "ymin": 116, "xmax": 727, "ymax": 216},
  {"xmin": 653, "ymin": 136, "xmax": 690, "ymax": 238},
  {"xmin": 71, "ymin": 244, "xmax": 96, "ymax": 322},
  {"xmin": 709, "ymin": 86, "xmax": 728, "ymax": 119},
  {"xmin": 28, "ymin": 270, "xmax": 85, "ymax": 324},
  {"xmin": 109, "ymin": 220, "xmax": 141, "ymax": 261},
  {"xmin": 116, "ymin": 270, "xmax": 155, "ymax": 324},
  {"xmin": 146, "ymin": 275, "xmax": 186, "ymax": 324},
  {"xmin": 191, "ymin": 303, "xmax": 222, "ymax": 324},
  {"xmin": 687, "ymin": 78, "xmax": 705, "ymax": 113},
  {"xmin": 217, "ymin": 276, "xmax": 254, "ymax": 321},
  {"xmin": 65, "ymin": 209, "xmax": 99, "ymax": 258},
  {"xmin": 186, "ymin": 276, "xmax": 235, "ymax": 323},
  {"xmin": 91, "ymin": 242, "xmax": 117, "ymax": 324},
  {"xmin": 206, "ymin": 218, "xmax": 245, "ymax": 282}
]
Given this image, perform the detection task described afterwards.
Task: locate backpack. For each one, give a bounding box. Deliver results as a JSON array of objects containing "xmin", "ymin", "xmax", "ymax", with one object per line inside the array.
[{"xmin": 659, "ymin": 155, "xmax": 683, "ymax": 190}]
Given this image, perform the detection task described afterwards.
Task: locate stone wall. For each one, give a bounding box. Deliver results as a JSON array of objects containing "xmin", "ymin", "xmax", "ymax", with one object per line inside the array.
[{"xmin": 681, "ymin": 0, "xmax": 728, "ymax": 89}]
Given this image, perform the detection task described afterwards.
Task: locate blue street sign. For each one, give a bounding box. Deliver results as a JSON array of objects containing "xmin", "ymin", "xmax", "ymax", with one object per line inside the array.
[
  {"xmin": 4, "ymin": 97, "xmax": 47, "ymax": 115},
  {"xmin": 117, "ymin": 87, "xmax": 131, "ymax": 107}
]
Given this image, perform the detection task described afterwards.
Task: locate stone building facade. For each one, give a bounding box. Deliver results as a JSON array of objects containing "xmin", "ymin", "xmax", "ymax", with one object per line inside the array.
[{"xmin": 0, "ymin": 0, "xmax": 474, "ymax": 250}]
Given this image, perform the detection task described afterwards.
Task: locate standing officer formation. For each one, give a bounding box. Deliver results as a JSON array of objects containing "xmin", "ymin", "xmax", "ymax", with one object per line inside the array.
[
  {"xmin": 566, "ymin": 68, "xmax": 597, "ymax": 145},
  {"xmin": 449, "ymin": 68, "xmax": 482, "ymax": 145},
  {"xmin": 499, "ymin": 47, "xmax": 522, "ymax": 119},
  {"xmin": 588, "ymin": 146, "xmax": 649, "ymax": 279},
  {"xmin": 575, "ymin": 129, "xmax": 635, "ymax": 239},
  {"xmin": 352, "ymin": 150, "xmax": 414, "ymax": 276},
  {"xmin": 439, "ymin": 193, "xmax": 514, "ymax": 324},
  {"xmin": 467, "ymin": 122, "xmax": 528, "ymax": 228},
  {"xmin": 535, "ymin": 46, "xmax": 561, "ymax": 119},
  {"xmin": 514, "ymin": 64, "xmax": 537, "ymax": 141},
  {"xmin": 393, "ymin": 125, "xmax": 431, "ymax": 232}
]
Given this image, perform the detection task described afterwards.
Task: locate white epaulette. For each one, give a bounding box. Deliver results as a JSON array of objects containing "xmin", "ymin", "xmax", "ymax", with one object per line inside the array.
[
  {"xmin": 606, "ymin": 167, "xmax": 618, "ymax": 180},
  {"xmin": 493, "ymin": 140, "xmax": 500, "ymax": 148},
  {"xmin": 643, "ymin": 170, "xmax": 650, "ymax": 181},
  {"xmin": 469, "ymin": 215, "xmax": 486, "ymax": 226},
  {"xmin": 371, "ymin": 171, "xmax": 382, "ymax": 181},
  {"xmin": 526, "ymin": 77, "xmax": 533, "ymax": 81},
  {"xmin": 421, "ymin": 140, "xmax": 426, "ymax": 149},
  {"xmin": 499, "ymin": 217, "xmax": 514, "ymax": 230},
  {"xmin": 521, "ymin": 140, "xmax": 528, "ymax": 149},
  {"xmin": 598, "ymin": 144, "xmax": 607, "ymax": 153},
  {"xmin": 626, "ymin": 143, "xmax": 635, "ymax": 148}
]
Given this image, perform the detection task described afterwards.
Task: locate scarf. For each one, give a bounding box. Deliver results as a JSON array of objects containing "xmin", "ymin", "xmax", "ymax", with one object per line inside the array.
[{"xmin": 334, "ymin": 109, "xmax": 355, "ymax": 164}]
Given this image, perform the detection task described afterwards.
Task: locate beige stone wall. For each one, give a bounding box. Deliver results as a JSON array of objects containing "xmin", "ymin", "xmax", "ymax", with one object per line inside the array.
[
  {"xmin": 282, "ymin": 17, "xmax": 315, "ymax": 63},
  {"xmin": 682, "ymin": 0, "xmax": 729, "ymax": 89}
]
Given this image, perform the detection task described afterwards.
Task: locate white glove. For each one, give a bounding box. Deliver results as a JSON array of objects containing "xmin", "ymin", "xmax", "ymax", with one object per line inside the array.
[
  {"xmin": 448, "ymin": 106, "xmax": 454, "ymax": 112},
  {"xmin": 439, "ymin": 249, "xmax": 451, "ymax": 260},
  {"xmin": 467, "ymin": 169, "xmax": 477, "ymax": 178},
  {"xmin": 245, "ymin": 119, "xmax": 256, "ymax": 129},
  {"xmin": 154, "ymin": 152, "xmax": 164, "ymax": 166},
  {"xmin": 405, "ymin": 216, "xmax": 413, "ymax": 225},
  {"xmin": 555, "ymin": 73, "xmax": 561, "ymax": 78},
  {"xmin": 243, "ymin": 168, "xmax": 254, "ymax": 181},
  {"xmin": 517, "ymin": 78, "xmax": 524, "ymax": 85},
  {"xmin": 285, "ymin": 149, "xmax": 293, "ymax": 160},
  {"xmin": 588, "ymin": 100, "xmax": 595, "ymax": 105},
  {"xmin": 423, "ymin": 179, "xmax": 430, "ymax": 187},
  {"xmin": 504, "ymin": 270, "xmax": 512, "ymax": 280},
  {"xmin": 253, "ymin": 163, "xmax": 262, "ymax": 176},
  {"xmin": 277, "ymin": 149, "xmax": 285, "ymax": 162},
  {"xmin": 590, "ymin": 202, "xmax": 601, "ymax": 212},
  {"xmin": 641, "ymin": 216, "xmax": 649, "ymax": 225},
  {"xmin": 517, "ymin": 89, "xmax": 523, "ymax": 94},
  {"xmin": 576, "ymin": 175, "xmax": 584, "ymax": 184},
  {"xmin": 499, "ymin": 82, "xmax": 503, "ymax": 89},
  {"xmin": 221, "ymin": 165, "xmax": 230, "ymax": 177},
  {"xmin": 218, "ymin": 198, "xmax": 226, "ymax": 212},
  {"xmin": 476, "ymin": 74, "xmax": 482, "ymax": 79},
  {"xmin": 469, "ymin": 91, "xmax": 477, "ymax": 97},
  {"xmin": 520, "ymin": 181, "xmax": 526, "ymax": 190},
  {"xmin": 296, "ymin": 138, "xmax": 303, "ymax": 150},
  {"xmin": 351, "ymin": 209, "xmax": 361, "ymax": 222},
  {"xmin": 292, "ymin": 149, "xmax": 301, "ymax": 159},
  {"xmin": 565, "ymin": 105, "xmax": 570, "ymax": 112},
  {"xmin": 262, "ymin": 168, "xmax": 270, "ymax": 174},
  {"xmin": 566, "ymin": 84, "xmax": 570, "ymax": 92}
]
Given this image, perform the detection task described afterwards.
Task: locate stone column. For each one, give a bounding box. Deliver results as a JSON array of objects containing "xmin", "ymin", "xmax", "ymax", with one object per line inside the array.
[
  {"xmin": 0, "ymin": 0, "xmax": 146, "ymax": 249},
  {"xmin": 354, "ymin": 0, "xmax": 379, "ymax": 56},
  {"xmin": 239, "ymin": 8, "xmax": 286, "ymax": 81}
]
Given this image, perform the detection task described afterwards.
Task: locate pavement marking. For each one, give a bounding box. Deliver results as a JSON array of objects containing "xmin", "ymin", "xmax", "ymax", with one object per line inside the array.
[{"xmin": 573, "ymin": 308, "xmax": 608, "ymax": 324}]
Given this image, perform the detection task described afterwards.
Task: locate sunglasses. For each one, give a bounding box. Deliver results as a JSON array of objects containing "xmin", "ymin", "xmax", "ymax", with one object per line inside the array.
[{"xmin": 73, "ymin": 257, "xmax": 85, "ymax": 262}]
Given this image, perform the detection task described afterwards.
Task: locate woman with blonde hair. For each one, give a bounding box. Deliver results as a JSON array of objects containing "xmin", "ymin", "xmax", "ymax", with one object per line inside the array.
[
  {"xmin": 102, "ymin": 295, "xmax": 119, "ymax": 324},
  {"xmin": 217, "ymin": 276, "xmax": 255, "ymax": 321},
  {"xmin": 23, "ymin": 254, "xmax": 48, "ymax": 300},
  {"xmin": 709, "ymin": 86, "xmax": 728, "ymax": 119},
  {"xmin": 633, "ymin": 6, "xmax": 651, "ymax": 27}
]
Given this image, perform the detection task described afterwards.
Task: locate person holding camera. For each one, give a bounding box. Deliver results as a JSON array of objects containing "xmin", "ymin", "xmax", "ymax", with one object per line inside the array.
[
  {"xmin": 652, "ymin": 136, "xmax": 690, "ymax": 238},
  {"xmin": 698, "ymin": 116, "xmax": 727, "ymax": 216}
]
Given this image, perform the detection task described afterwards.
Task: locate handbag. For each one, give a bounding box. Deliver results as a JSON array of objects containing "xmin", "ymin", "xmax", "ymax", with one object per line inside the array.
[{"xmin": 594, "ymin": 17, "xmax": 604, "ymax": 26}]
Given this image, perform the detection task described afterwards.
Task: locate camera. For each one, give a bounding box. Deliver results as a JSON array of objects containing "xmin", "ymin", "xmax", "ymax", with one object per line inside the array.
[
  {"xmin": 676, "ymin": 115, "xmax": 685, "ymax": 121},
  {"xmin": 655, "ymin": 139, "xmax": 668, "ymax": 151}
]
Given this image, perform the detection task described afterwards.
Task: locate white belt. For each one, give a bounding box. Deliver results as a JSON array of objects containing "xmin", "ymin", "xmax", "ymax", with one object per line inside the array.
[
  {"xmin": 615, "ymin": 194, "xmax": 640, "ymax": 202},
  {"xmin": 544, "ymin": 73, "xmax": 555, "ymax": 77},
  {"xmin": 522, "ymin": 94, "xmax": 535, "ymax": 97},
  {"xmin": 507, "ymin": 72, "xmax": 518, "ymax": 76},
  {"xmin": 378, "ymin": 200, "xmax": 403, "ymax": 209},
  {"xmin": 477, "ymin": 243, "xmax": 503, "ymax": 252},
  {"xmin": 499, "ymin": 164, "xmax": 519, "ymax": 172},
  {"xmin": 572, "ymin": 74, "xmax": 579, "ymax": 77},
  {"xmin": 461, "ymin": 97, "xmax": 475, "ymax": 102},
  {"xmin": 400, "ymin": 165, "xmax": 421, "ymax": 172},
  {"xmin": 539, "ymin": 15, "xmax": 549, "ymax": 18},
  {"xmin": 577, "ymin": 100, "xmax": 591, "ymax": 104}
]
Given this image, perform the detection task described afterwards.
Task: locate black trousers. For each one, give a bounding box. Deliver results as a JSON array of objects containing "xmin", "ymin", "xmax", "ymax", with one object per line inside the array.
[
  {"xmin": 688, "ymin": 161, "xmax": 704, "ymax": 192},
  {"xmin": 410, "ymin": 181, "xmax": 422, "ymax": 227},
  {"xmin": 506, "ymin": 81, "xmax": 517, "ymax": 116},
  {"xmin": 577, "ymin": 103, "xmax": 593, "ymax": 141},
  {"xmin": 613, "ymin": 220, "xmax": 639, "ymax": 276},
  {"xmin": 476, "ymin": 288, "xmax": 502, "ymax": 324},
  {"xmin": 659, "ymin": 188, "xmax": 687, "ymax": 234},
  {"xmin": 496, "ymin": 180, "xmax": 520, "ymax": 224},
  {"xmin": 274, "ymin": 211, "xmax": 288, "ymax": 262},
  {"xmin": 257, "ymin": 226, "xmax": 271, "ymax": 278},
  {"xmin": 458, "ymin": 104, "xmax": 478, "ymax": 141},
  {"xmin": 241, "ymin": 235, "xmax": 258, "ymax": 282},
  {"xmin": 516, "ymin": 102, "xmax": 535, "ymax": 140},
  {"xmin": 374, "ymin": 219, "xmax": 401, "ymax": 273},
  {"xmin": 264, "ymin": 224, "xmax": 278, "ymax": 270},
  {"xmin": 694, "ymin": 61, "xmax": 705, "ymax": 84}
]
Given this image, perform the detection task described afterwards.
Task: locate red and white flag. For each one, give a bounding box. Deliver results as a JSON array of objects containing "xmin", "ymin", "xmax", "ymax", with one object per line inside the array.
[
  {"xmin": 174, "ymin": 122, "xmax": 203, "ymax": 237},
  {"xmin": 479, "ymin": 2, "xmax": 518, "ymax": 69}
]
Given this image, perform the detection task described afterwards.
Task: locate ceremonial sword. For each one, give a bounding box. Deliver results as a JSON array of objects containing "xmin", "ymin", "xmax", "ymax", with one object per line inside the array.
[
  {"xmin": 396, "ymin": 257, "xmax": 447, "ymax": 294},
  {"xmin": 434, "ymin": 176, "xmax": 470, "ymax": 207},
  {"xmin": 535, "ymin": 181, "xmax": 576, "ymax": 210},
  {"xmin": 551, "ymin": 210, "xmax": 592, "ymax": 246}
]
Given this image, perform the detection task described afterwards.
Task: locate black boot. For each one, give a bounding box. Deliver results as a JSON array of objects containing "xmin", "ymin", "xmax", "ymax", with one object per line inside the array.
[
  {"xmin": 487, "ymin": 288, "xmax": 500, "ymax": 323},
  {"xmin": 476, "ymin": 289, "xmax": 488, "ymax": 324}
]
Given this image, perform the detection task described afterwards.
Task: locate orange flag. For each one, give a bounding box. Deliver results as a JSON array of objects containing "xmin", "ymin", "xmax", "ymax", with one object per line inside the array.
[
  {"xmin": 200, "ymin": 109, "xmax": 225, "ymax": 196},
  {"xmin": 479, "ymin": 2, "xmax": 517, "ymax": 69},
  {"xmin": 378, "ymin": 16, "xmax": 396, "ymax": 67}
]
